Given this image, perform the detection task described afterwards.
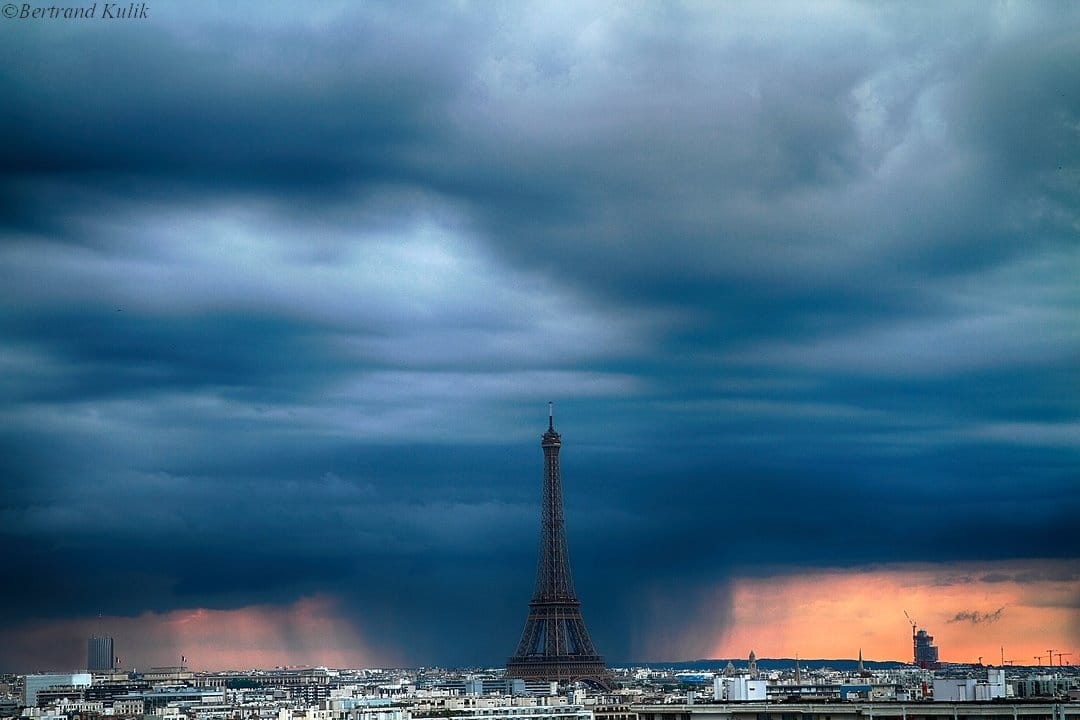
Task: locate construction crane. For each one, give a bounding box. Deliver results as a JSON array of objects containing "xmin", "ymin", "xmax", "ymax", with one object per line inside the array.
[
  {"xmin": 1047, "ymin": 649, "xmax": 1054, "ymax": 667},
  {"xmin": 1035, "ymin": 655, "xmax": 1044, "ymax": 665},
  {"xmin": 904, "ymin": 611, "xmax": 917, "ymax": 665},
  {"xmin": 1055, "ymin": 652, "xmax": 1072, "ymax": 666}
]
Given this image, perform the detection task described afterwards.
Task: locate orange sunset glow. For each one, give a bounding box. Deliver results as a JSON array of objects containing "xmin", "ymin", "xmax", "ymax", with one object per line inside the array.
[
  {"xmin": 7, "ymin": 595, "xmax": 396, "ymax": 672},
  {"xmin": 645, "ymin": 560, "xmax": 1079, "ymax": 663},
  {"xmin": 5, "ymin": 562, "xmax": 1078, "ymax": 670}
]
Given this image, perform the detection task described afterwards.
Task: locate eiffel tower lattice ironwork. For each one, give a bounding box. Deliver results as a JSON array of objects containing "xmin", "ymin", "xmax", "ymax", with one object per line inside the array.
[{"xmin": 506, "ymin": 405, "xmax": 612, "ymax": 690}]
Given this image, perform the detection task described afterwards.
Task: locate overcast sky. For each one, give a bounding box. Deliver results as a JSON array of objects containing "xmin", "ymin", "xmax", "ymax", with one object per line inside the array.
[{"xmin": 1, "ymin": 1, "xmax": 1078, "ymax": 672}]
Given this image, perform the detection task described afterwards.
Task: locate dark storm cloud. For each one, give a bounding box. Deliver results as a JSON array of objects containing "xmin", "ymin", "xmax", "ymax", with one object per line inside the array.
[
  {"xmin": 948, "ymin": 608, "xmax": 1005, "ymax": 625},
  {"xmin": 1, "ymin": 1, "xmax": 1079, "ymax": 668},
  {"xmin": 981, "ymin": 569, "xmax": 1080, "ymax": 585},
  {"xmin": 0, "ymin": 3, "xmax": 475, "ymax": 197}
]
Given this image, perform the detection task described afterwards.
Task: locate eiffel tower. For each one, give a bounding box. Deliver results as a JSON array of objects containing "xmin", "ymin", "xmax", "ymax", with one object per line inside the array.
[{"xmin": 506, "ymin": 405, "xmax": 612, "ymax": 690}]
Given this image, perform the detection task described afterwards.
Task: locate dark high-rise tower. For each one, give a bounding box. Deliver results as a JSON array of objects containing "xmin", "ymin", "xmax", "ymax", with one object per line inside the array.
[
  {"xmin": 506, "ymin": 405, "xmax": 611, "ymax": 689},
  {"xmin": 87, "ymin": 635, "xmax": 114, "ymax": 672},
  {"xmin": 915, "ymin": 628, "xmax": 940, "ymax": 668}
]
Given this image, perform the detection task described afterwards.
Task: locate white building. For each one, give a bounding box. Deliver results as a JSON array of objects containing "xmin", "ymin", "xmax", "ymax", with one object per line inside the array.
[
  {"xmin": 18, "ymin": 711, "xmax": 67, "ymax": 720},
  {"xmin": 712, "ymin": 677, "xmax": 766, "ymax": 702},
  {"xmin": 932, "ymin": 669, "xmax": 1006, "ymax": 701},
  {"xmin": 279, "ymin": 704, "xmax": 407, "ymax": 720}
]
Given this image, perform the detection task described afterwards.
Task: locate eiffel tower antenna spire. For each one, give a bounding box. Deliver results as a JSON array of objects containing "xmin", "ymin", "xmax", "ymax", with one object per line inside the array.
[{"xmin": 506, "ymin": 407, "xmax": 611, "ymax": 689}]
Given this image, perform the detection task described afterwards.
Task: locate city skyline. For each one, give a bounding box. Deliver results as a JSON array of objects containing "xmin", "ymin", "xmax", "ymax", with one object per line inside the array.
[{"xmin": 1, "ymin": 2, "xmax": 1078, "ymax": 672}]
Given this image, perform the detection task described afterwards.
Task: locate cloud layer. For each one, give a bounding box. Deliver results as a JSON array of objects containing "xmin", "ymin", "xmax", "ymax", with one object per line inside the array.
[{"xmin": 1, "ymin": 1, "xmax": 1078, "ymax": 669}]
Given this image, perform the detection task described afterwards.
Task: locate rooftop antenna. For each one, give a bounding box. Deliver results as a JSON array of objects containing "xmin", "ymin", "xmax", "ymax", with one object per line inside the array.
[{"xmin": 548, "ymin": 401, "xmax": 554, "ymax": 431}]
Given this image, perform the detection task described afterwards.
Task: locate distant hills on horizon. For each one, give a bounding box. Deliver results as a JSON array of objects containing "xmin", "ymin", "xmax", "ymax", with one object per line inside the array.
[
  {"xmin": 612, "ymin": 657, "xmax": 1047, "ymax": 671},
  {"xmin": 619, "ymin": 658, "xmax": 904, "ymax": 671}
]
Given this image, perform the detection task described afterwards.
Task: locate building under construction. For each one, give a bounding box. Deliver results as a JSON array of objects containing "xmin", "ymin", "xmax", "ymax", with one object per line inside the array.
[
  {"xmin": 905, "ymin": 612, "xmax": 940, "ymax": 668},
  {"xmin": 915, "ymin": 628, "xmax": 940, "ymax": 668}
]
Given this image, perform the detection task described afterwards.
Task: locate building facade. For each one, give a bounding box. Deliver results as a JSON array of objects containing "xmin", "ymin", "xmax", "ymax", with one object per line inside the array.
[
  {"xmin": 87, "ymin": 636, "xmax": 114, "ymax": 672},
  {"xmin": 23, "ymin": 674, "xmax": 92, "ymax": 707}
]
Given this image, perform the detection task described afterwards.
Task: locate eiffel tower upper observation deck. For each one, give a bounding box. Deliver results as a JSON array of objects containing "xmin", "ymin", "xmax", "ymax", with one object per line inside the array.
[{"xmin": 506, "ymin": 404, "xmax": 612, "ymax": 690}]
